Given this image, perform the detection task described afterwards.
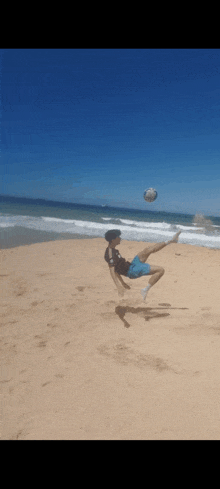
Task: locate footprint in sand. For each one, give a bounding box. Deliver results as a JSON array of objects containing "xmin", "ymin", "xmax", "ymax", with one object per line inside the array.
[
  {"xmin": 42, "ymin": 381, "xmax": 52, "ymax": 387},
  {"xmin": 37, "ymin": 341, "xmax": 47, "ymax": 348},
  {"xmin": 76, "ymin": 286, "xmax": 94, "ymax": 292},
  {"xmin": 12, "ymin": 279, "xmax": 27, "ymax": 297},
  {"xmin": 76, "ymin": 286, "xmax": 86, "ymax": 292},
  {"xmin": 98, "ymin": 343, "xmax": 175, "ymax": 373}
]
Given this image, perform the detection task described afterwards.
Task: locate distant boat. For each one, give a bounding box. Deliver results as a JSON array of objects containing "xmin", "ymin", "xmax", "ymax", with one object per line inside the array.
[{"xmin": 102, "ymin": 204, "xmax": 107, "ymax": 207}]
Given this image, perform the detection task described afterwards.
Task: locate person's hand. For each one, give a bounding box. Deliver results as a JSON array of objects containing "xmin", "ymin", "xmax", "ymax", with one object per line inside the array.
[{"xmin": 118, "ymin": 287, "xmax": 125, "ymax": 297}]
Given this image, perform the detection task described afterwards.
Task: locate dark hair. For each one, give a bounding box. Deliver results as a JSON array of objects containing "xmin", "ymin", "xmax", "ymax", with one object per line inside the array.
[{"xmin": 104, "ymin": 229, "xmax": 121, "ymax": 242}]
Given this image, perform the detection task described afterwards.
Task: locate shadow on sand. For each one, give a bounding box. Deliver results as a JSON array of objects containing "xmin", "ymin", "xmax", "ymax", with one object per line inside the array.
[{"xmin": 115, "ymin": 305, "xmax": 188, "ymax": 328}]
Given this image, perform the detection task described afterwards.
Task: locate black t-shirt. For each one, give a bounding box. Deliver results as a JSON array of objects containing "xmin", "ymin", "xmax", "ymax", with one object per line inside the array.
[{"xmin": 104, "ymin": 247, "xmax": 131, "ymax": 277}]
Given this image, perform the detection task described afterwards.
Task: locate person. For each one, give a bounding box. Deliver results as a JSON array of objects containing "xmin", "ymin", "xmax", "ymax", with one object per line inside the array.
[{"xmin": 104, "ymin": 229, "xmax": 181, "ymax": 300}]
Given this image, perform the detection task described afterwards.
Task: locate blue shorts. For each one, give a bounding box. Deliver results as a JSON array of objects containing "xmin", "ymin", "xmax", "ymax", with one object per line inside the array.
[{"xmin": 127, "ymin": 255, "xmax": 151, "ymax": 279}]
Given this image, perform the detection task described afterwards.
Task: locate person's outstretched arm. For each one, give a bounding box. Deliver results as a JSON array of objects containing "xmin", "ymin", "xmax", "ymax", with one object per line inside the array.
[
  {"xmin": 108, "ymin": 266, "xmax": 125, "ymax": 296},
  {"xmin": 115, "ymin": 273, "xmax": 131, "ymax": 289}
]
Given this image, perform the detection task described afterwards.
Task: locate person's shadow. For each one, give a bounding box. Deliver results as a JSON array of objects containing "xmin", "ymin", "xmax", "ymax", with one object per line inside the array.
[{"xmin": 115, "ymin": 304, "xmax": 188, "ymax": 328}]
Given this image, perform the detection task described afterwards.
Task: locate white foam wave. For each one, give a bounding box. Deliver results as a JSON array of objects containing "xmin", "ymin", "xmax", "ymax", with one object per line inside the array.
[
  {"xmin": 0, "ymin": 222, "xmax": 16, "ymax": 228},
  {"xmin": 119, "ymin": 219, "xmax": 171, "ymax": 228},
  {"xmin": 41, "ymin": 216, "xmax": 76, "ymax": 224},
  {"xmin": 117, "ymin": 218, "xmax": 203, "ymax": 232},
  {"xmin": 0, "ymin": 213, "xmax": 220, "ymax": 249}
]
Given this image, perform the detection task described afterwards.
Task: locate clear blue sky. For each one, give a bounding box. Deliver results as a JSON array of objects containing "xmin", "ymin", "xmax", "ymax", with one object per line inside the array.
[{"xmin": 1, "ymin": 49, "xmax": 220, "ymax": 216}]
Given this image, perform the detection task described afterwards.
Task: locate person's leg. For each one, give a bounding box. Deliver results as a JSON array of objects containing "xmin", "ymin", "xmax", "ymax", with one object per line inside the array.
[
  {"xmin": 141, "ymin": 265, "xmax": 165, "ymax": 301},
  {"xmin": 137, "ymin": 247, "xmax": 151, "ymax": 263},
  {"xmin": 137, "ymin": 231, "xmax": 181, "ymax": 264},
  {"xmin": 148, "ymin": 265, "xmax": 165, "ymax": 286}
]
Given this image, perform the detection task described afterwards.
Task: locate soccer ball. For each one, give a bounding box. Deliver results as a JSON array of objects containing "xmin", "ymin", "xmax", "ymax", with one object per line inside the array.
[{"xmin": 143, "ymin": 188, "xmax": 158, "ymax": 203}]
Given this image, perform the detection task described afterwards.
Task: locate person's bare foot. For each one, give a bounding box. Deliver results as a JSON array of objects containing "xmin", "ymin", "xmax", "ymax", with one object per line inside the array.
[{"xmin": 171, "ymin": 230, "xmax": 181, "ymax": 243}]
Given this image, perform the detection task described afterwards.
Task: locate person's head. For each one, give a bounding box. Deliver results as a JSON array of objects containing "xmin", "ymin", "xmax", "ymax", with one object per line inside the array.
[{"xmin": 104, "ymin": 229, "xmax": 121, "ymax": 247}]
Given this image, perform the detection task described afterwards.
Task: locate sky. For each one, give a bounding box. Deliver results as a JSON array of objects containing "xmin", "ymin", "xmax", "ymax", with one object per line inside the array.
[{"xmin": 1, "ymin": 48, "xmax": 220, "ymax": 216}]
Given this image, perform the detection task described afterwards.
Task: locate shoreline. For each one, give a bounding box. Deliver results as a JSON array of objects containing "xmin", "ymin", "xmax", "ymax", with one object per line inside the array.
[
  {"xmin": 1, "ymin": 226, "xmax": 220, "ymax": 251},
  {"xmin": 0, "ymin": 226, "xmax": 98, "ymax": 249}
]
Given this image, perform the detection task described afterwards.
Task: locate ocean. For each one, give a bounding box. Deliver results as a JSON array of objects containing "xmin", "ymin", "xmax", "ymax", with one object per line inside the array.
[{"xmin": 1, "ymin": 195, "xmax": 220, "ymax": 250}]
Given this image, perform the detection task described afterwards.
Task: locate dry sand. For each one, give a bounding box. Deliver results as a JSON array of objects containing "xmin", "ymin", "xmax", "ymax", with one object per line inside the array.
[{"xmin": 1, "ymin": 238, "xmax": 220, "ymax": 440}]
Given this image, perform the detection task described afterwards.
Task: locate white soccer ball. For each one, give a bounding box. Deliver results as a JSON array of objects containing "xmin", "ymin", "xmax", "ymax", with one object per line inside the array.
[{"xmin": 143, "ymin": 188, "xmax": 158, "ymax": 203}]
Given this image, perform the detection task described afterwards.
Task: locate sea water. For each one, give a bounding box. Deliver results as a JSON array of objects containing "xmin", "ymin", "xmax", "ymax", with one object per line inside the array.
[{"xmin": 1, "ymin": 195, "xmax": 220, "ymax": 249}]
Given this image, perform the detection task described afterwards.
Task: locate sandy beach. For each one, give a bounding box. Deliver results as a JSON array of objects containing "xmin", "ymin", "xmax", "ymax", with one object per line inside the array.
[{"xmin": 1, "ymin": 237, "xmax": 220, "ymax": 440}]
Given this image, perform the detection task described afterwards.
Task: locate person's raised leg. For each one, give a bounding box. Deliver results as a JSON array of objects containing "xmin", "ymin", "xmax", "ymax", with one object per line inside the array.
[{"xmin": 137, "ymin": 230, "xmax": 181, "ymax": 264}]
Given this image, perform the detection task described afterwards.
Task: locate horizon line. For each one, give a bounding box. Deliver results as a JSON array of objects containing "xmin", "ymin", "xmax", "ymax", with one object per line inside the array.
[{"xmin": 0, "ymin": 193, "xmax": 217, "ymax": 219}]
